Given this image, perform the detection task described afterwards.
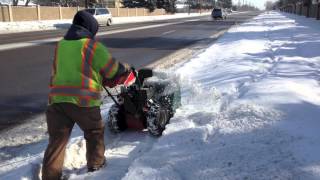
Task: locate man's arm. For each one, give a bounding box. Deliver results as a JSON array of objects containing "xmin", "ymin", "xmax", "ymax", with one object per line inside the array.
[
  {"xmin": 95, "ymin": 42, "xmax": 135, "ymax": 88},
  {"xmin": 102, "ymin": 60, "xmax": 134, "ymax": 88}
]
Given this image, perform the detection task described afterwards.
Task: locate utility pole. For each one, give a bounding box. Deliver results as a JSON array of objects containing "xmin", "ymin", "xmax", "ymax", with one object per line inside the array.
[
  {"xmin": 306, "ymin": 0, "xmax": 311, "ymax": 18},
  {"xmin": 188, "ymin": 0, "xmax": 191, "ymax": 15},
  {"xmin": 318, "ymin": 1, "xmax": 320, "ymax": 20}
]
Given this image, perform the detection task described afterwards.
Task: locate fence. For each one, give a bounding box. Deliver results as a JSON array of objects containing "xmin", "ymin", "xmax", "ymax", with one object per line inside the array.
[
  {"xmin": 0, "ymin": 6, "xmax": 167, "ymax": 22},
  {"xmin": 280, "ymin": 2, "xmax": 320, "ymax": 20}
]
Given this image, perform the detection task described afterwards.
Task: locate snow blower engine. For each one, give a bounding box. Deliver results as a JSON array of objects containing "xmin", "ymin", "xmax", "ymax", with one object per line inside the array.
[{"xmin": 105, "ymin": 68, "xmax": 181, "ymax": 136}]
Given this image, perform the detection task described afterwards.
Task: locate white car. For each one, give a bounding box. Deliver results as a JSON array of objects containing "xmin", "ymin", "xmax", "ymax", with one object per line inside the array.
[{"xmin": 84, "ymin": 8, "xmax": 113, "ymax": 26}]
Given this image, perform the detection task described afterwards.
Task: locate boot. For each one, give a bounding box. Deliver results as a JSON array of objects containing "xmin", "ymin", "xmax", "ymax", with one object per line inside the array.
[{"xmin": 88, "ymin": 158, "xmax": 106, "ymax": 172}]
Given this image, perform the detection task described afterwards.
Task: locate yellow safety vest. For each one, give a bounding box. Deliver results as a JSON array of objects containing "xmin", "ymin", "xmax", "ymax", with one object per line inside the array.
[{"xmin": 49, "ymin": 38, "xmax": 119, "ymax": 107}]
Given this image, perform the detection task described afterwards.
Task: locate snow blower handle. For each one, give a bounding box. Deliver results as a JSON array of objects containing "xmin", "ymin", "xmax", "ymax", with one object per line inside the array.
[
  {"xmin": 103, "ymin": 67, "xmax": 137, "ymax": 107},
  {"xmin": 135, "ymin": 68, "xmax": 153, "ymax": 87},
  {"xmin": 102, "ymin": 86, "xmax": 120, "ymax": 107},
  {"xmin": 130, "ymin": 68, "xmax": 153, "ymax": 89}
]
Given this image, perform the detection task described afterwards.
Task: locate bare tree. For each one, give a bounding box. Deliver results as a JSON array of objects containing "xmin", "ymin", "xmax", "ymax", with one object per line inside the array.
[
  {"xmin": 303, "ymin": 0, "xmax": 312, "ymax": 17},
  {"xmin": 265, "ymin": 0, "xmax": 275, "ymax": 10},
  {"xmin": 25, "ymin": 0, "xmax": 32, "ymax": 6},
  {"xmin": 12, "ymin": 0, "xmax": 19, "ymax": 6}
]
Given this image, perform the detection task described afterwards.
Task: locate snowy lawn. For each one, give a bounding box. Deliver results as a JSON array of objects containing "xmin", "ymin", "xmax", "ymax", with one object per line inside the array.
[{"xmin": 1, "ymin": 11, "xmax": 320, "ymax": 180}]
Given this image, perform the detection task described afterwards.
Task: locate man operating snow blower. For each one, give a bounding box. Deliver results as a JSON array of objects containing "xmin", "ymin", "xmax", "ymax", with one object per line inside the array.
[{"xmin": 42, "ymin": 10, "xmax": 136, "ymax": 180}]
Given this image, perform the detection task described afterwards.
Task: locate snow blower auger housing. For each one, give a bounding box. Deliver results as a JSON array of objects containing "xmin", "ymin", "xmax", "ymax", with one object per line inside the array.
[{"xmin": 106, "ymin": 68, "xmax": 181, "ymax": 136}]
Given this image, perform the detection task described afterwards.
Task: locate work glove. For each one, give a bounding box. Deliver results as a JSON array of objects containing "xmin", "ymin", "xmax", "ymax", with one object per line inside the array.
[{"xmin": 103, "ymin": 63, "xmax": 136, "ymax": 88}]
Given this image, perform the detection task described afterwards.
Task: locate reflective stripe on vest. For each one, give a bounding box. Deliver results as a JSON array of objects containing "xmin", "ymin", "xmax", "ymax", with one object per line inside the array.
[
  {"xmin": 50, "ymin": 43, "xmax": 59, "ymax": 86},
  {"xmin": 100, "ymin": 57, "xmax": 117, "ymax": 79},
  {"xmin": 50, "ymin": 87, "xmax": 101, "ymax": 99},
  {"xmin": 50, "ymin": 39, "xmax": 100, "ymax": 106},
  {"xmin": 82, "ymin": 39, "xmax": 97, "ymax": 89}
]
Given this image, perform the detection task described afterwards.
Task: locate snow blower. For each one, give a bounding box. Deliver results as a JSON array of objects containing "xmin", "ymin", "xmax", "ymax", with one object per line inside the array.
[{"xmin": 104, "ymin": 68, "xmax": 181, "ymax": 136}]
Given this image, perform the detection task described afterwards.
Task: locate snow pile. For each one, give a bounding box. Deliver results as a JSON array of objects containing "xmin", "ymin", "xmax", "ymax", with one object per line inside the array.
[
  {"xmin": 0, "ymin": 114, "xmax": 47, "ymax": 148},
  {"xmin": 0, "ymin": 19, "xmax": 72, "ymax": 33},
  {"xmin": 64, "ymin": 137, "xmax": 87, "ymax": 169},
  {"xmin": 1, "ymin": 11, "xmax": 320, "ymax": 180}
]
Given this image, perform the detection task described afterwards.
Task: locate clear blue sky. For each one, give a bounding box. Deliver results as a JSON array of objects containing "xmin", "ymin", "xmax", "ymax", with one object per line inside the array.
[{"xmin": 232, "ymin": 0, "xmax": 277, "ymax": 10}]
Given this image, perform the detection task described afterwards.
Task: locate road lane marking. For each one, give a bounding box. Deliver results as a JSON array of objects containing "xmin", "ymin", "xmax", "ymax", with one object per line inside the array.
[
  {"xmin": 185, "ymin": 19, "xmax": 201, "ymax": 22},
  {"xmin": 161, "ymin": 30, "xmax": 176, "ymax": 35},
  {"xmin": 0, "ymin": 37, "xmax": 62, "ymax": 51},
  {"xmin": 0, "ymin": 21, "xmax": 198, "ymax": 52},
  {"xmin": 0, "ymin": 32, "xmax": 65, "ymax": 45}
]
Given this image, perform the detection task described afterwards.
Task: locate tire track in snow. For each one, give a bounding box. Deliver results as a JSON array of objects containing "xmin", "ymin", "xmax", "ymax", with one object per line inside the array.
[
  {"xmin": 228, "ymin": 17, "xmax": 286, "ymax": 102},
  {"xmin": 174, "ymin": 13, "xmax": 286, "ymax": 116}
]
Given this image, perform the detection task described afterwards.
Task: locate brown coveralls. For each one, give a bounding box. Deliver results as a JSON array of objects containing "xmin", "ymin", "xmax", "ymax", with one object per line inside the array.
[{"xmin": 42, "ymin": 103, "xmax": 105, "ymax": 180}]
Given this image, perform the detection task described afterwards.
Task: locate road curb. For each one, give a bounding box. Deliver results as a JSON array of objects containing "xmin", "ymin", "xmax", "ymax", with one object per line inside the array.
[
  {"xmin": 148, "ymin": 11, "xmax": 260, "ymax": 69},
  {"xmin": 147, "ymin": 29, "xmax": 228, "ymax": 69}
]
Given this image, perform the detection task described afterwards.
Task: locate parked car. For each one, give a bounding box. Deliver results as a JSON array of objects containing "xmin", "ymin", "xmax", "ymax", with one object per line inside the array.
[
  {"xmin": 84, "ymin": 8, "xmax": 113, "ymax": 26},
  {"xmin": 211, "ymin": 8, "xmax": 227, "ymax": 20}
]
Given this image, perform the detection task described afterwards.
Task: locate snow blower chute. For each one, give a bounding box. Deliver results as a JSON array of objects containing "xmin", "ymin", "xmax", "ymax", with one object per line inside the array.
[{"xmin": 105, "ymin": 68, "xmax": 181, "ymax": 136}]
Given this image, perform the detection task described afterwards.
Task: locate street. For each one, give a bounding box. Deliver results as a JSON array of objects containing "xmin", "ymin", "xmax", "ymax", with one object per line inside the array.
[{"xmin": 0, "ymin": 12, "xmax": 259, "ymax": 131}]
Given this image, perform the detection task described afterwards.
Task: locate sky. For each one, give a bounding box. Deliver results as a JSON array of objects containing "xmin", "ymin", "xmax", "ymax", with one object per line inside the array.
[{"xmin": 232, "ymin": 0, "xmax": 277, "ymax": 10}]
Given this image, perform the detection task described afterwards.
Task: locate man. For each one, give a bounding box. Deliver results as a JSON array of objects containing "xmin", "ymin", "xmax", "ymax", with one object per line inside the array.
[{"xmin": 42, "ymin": 10, "xmax": 135, "ymax": 180}]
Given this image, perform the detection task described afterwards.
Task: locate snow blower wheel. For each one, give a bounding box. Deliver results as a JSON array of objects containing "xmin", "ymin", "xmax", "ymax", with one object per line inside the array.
[
  {"xmin": 107, "ymin": 104, "xmax": 127, "ymax": 133},
  {"xmin": 146, "ymin": 101, "xmax": 170, "ymax": 136}
]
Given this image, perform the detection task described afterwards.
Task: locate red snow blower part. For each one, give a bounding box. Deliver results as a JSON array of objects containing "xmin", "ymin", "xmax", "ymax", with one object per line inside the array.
[{"xmin": 104, "ymin": 68, "xmax": 181, "ymax": 136}]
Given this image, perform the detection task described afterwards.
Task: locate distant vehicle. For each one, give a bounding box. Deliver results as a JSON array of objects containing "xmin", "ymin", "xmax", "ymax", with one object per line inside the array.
[
  {"xmin": 226, "ymin": 9, "xmax": 233, "ymax": 13},
  {"xmin": 84, "ymin": 8, "xmax": 113, "ymax": 26},
  {"xmin": 211, "ymin": 8, "xmax": 227, "ymax": 20}
]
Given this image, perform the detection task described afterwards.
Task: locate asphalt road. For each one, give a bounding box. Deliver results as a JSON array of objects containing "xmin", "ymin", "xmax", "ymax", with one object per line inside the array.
[{"xmin": 0, "ymin": 12, "xmax": 260, "ymax": 131}]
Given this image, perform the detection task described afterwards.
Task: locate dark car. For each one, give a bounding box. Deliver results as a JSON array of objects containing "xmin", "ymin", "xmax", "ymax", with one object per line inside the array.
[{"xmin": 211, "ymin": 8, "xmax": 227, "ymax": 20}]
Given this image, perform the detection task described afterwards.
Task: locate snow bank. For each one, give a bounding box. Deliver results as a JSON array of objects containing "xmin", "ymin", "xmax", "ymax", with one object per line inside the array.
[{"xmin": 1, "ymin": 11, "xmax": 320, "ymax": 180}]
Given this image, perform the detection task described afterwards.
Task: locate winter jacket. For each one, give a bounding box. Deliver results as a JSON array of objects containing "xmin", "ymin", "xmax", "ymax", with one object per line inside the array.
[{"xmin": 49, "ymin": 10, "xmax": 130, "ymax": 107}]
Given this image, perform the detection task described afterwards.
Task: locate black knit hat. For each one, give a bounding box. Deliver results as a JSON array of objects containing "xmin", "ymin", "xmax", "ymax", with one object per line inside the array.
[{"xmin": 72, "ymin": 10, "xmax": 99, "ymax": 37}]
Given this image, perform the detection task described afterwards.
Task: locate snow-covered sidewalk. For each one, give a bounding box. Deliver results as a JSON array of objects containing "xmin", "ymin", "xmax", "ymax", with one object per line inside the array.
[
  {"xmin": 117, "ymin": 11, "xmax": 320, "ymax": 180},
  {"xmin": 0, "ymin": 13, "xmax": 209, "ymax": 34},
  {"xmin": 1, "ymin": 11, "xmax": 320, "ymax": 180}
]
